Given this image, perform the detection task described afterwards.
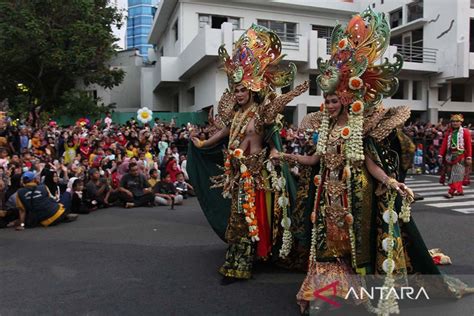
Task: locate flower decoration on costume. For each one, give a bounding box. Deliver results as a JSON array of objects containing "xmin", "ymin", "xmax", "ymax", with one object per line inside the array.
[
  {"xmin": 341, "ymin": 126, "xmax": 351, "ymax": 139},
  {"xmin": 348, "ymin": 76, "xmax": 363, "ymax": 90},
  {"xmin": 218, "ymin": 24, "xmax": 296, "ymax": 93},
  {"xmin": 338, "ymin": 38, "xmax": 349, "ymax": 50},
  {"xmin": 242, "ymin": 170, "xmax": 259, "ymax": 242},
  {"xmin": 137, "ymin": 107, "xmax": 153, "ymax": 124},
  {"xmin": 313, "ymin": 175, "xmax": 321, "ymax": 186},
  {"xmin": 351, "ymin": 100, "xmax": 364, "ymax": 115},
  {"xmin": 233, "ymin": 148, "xmax": 244, "ymax": 159}
]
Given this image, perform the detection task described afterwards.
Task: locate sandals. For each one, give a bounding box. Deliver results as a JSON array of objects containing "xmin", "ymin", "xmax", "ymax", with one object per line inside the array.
[{"xmin": 444, "ymin": 193, "xmax": 453, "ymax": 199}]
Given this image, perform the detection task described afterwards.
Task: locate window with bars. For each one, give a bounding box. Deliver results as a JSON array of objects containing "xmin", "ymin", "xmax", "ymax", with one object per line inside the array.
[
  {"xmin": 390, "ymin": 8, "xmax": 403, "ymax": 28},
  {"xmin": 257, "ymin": 19, "xmax": 297, "ymax": 42},
  {"xmin": 198, "ymin": 14, "xmax": 240, "ymax": 30},
  {"xmin": 312, "ymin": 25, "xmax": 332, "ymax": 54}
]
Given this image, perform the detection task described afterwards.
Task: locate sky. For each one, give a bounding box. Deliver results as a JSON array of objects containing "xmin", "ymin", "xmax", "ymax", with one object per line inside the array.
[{"xmin": 112, "ymin": 0, "xmax": 128, "ymax": 49}]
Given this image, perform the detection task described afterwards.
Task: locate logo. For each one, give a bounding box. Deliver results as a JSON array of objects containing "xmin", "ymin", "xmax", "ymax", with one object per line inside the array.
[{"xmin": 313, "ymin": 281, "xmax": 341, "ymax": 308}]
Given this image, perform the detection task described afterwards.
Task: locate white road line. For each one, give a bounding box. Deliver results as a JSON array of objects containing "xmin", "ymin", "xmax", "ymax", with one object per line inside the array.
[
  {"xmin": 452, "ymin": 208, "xmax": 474, "ymax": 214},
  {"xmin": 404, "ymin": 180, "xmax": 432, "ymax": 184},
  {"xmin": 415, "ymin": 189, "xmax": 474, "ymax": 197},
  {"xmin": 404, "ymin": 183, "xmax": 448, "ymax": 188},
  {"xmin": 426, "ymin": 201, "xmax": 474, "ymax": 208},
  {"xmin": 410, "ymin": 187, "xmax": 450, "ymax": 192},
  {"xmin": 421, "ymin": 194, "xmax": 474, "ymax": 203}
]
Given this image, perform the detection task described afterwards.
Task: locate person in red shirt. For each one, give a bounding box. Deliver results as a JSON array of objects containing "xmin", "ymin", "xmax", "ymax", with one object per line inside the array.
[{"xmin": 438, "ymin": 114, "xmax": 472, "ymax": 198}]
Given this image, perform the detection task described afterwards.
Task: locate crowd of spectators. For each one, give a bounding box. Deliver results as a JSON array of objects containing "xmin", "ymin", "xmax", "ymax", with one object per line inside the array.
[
  {"xmin": 0, "ymin": 114, "xmax": 196, "ymax": 231},
  {"xmin": 0, "ymin": 110, "xmax": 471, "ymax": 231}
]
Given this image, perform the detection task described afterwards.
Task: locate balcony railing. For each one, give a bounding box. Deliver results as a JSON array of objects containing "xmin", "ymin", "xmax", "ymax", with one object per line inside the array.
[{"xmin": 393, "ymin": 44, "xmax": 437, "ymax": 63}]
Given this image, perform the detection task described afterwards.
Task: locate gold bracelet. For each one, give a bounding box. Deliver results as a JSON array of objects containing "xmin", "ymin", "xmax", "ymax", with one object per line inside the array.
[{"xmin": 196, "ymin": 140, "xmax": 205, "ymax": 148}]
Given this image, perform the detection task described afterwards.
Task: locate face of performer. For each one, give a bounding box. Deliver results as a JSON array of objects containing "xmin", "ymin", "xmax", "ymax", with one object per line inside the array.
[
  {"xmin": 234, "ymin": 84, "xmax": 251, "ymax": 106},
  {"xmin": 451, "ymin": 119, "xmax": 462, "ymax": 129},
  {"xmin": 324, "ymin": 94, "xmax": 343, "ymax": 119}
]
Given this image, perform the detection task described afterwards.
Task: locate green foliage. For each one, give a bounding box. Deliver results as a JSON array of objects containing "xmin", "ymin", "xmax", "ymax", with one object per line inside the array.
[
  {"xmin": 0, "ymin": 0, "xmax": 125, "ymax": 114},
  {"xmin": 56, "ymin": 89, "xmax": 115, "ymax": 119}
]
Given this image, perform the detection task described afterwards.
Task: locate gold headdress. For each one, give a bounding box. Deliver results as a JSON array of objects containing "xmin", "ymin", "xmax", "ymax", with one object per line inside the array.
[
  {"xmin": 450, "ymin": 114, "xmax": 464, "ymax": 122},
  {"xmin": 218, "ymin": 24, "xmax": 296, "ymax": 94}
]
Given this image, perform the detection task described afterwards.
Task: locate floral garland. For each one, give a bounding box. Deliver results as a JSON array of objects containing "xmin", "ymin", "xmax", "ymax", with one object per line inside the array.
[
  {"xmin": 309, "ymin": 174, "xmax": 322, "ymax": 263},
  {"xmin": 266, "ymin": 160, "xmax": 292, "ymax": 258},
  {"xmin": 240, "ymin": 162, "xmax": 259, "ymax": 242},
  {"xmin": 344, "ymin": 100, "xmax": 365, "ymax": 162},
  {"xmin": 315, "ymin": 104, "xmax": 329, "ymax": 155},
  {"xmin": 221, "ymin": 104, "xmax": 258, "ymax": 198},
  {"xmin": 447, "ymin": 126, "xmax": 465, "ymax": 151}
]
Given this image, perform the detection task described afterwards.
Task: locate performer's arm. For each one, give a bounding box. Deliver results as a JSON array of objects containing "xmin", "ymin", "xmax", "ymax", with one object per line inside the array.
[
  {"xmin": 365, "ymin": 155, "xmax": 412, "ymax": 197},
  {"xmin": 262, "ymin": 81, "xmax": 309, "ymax": 125},
  {"xmin": 191, "ymin": 126, "xmax": 230, "ymax": 148},
  {"xmin": 271, "ymin": 152, "xmax": 320, "ymax": 166},
  {"xmin": 438, "ymin": 132, "xmax": 449, "ymax": 158},
  {"xmin": 464, "ymin": 128, "xmax": 472, "ymax": 162}
]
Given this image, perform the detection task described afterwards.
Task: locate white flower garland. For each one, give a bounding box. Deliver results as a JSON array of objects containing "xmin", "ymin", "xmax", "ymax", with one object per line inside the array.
[
  {"xmin": 345, "ymin": 102, "xmax": 365, "ymax": 162},
  {"xmin": 315, "ymin": 107, "xmax": 330, "ymax": 156},
  {"xmin": 266, "ymin": 160, "xmax": 293, "ymax": 258}
]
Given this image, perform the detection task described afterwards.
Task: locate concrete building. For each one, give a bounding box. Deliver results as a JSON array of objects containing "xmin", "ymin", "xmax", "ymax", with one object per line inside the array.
[
  {"xmin": 126, "ymin": 0, "xmax": 160, "ymax": 59},
  {"xmin": 80, "ymin": 48, "xmax": 150, "ymax": 112},
  {"xmin": 138, "ymin": 0, "xmax": 474, "ymax": 124}
]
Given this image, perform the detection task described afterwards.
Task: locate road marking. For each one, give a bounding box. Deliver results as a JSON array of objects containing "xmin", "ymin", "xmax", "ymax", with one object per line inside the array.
[
  {"xmin": 404, "ymin": 180, "xmax": 432, "ymax": 184},
  {"xmin": 411, "ymin": 186, "xmax": 450, "ymax": 192},
  {"xmin": 426, "ymin": 201, "xmax": 474, "ymax": 208},
  {"xmin": 421, "ymin": 194, "xmax": 474, "ymax": 203},
  {"xmin": 416, "ymin": 189, "xmax": 474, "ymax": 197},
  {"xmin": 452, "ymin": 208, "xmax": 474, "ymax": 214}
]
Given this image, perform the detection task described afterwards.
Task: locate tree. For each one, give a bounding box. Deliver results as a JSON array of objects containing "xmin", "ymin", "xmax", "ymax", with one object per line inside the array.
[{"xmin": 0, "ymin": 0, "xmax": 125, "ymax": 124}]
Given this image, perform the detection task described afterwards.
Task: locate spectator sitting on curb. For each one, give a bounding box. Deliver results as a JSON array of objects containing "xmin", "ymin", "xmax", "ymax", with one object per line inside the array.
[
  {"xmin": 174, "ymin": 172, "xmax": 194, "ymax": 199},
  {"xmin": 118, "ymin": 162, "xmax": 155, "ymax": 208},
  {"xmin": 153, "ymin": 172, "xmax": 183, "ymax": 207},
  {"xmin": 14, "ymin": 171, "xmax": 77, "ymax": 231}
]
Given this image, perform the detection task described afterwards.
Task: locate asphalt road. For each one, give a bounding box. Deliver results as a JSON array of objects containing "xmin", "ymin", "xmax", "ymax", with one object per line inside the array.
[{"xmin": 0, "ymin": 175, "xmax": 473, "ymax": 316}]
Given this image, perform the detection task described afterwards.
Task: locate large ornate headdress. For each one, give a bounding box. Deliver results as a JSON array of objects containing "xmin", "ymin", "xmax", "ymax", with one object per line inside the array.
[
  {"xmin": 315, "ymin": 8, "xmax": 404, "ymax": 162},
  {"xmin": 218, "ymin": 24, "xmax": 296, "ymax": 94},
  {"xmin": 317, "ymin": 7, "xmax": 403, "ymax": 108}
]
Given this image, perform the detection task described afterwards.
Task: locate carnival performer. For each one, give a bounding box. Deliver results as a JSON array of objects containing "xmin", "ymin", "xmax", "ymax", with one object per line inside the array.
[
  {"xmin": 270, "ymin": 8, "xmax": 473, "ymax": 314},
  {"xmin": 438, "ymin": 114, "xmax": 472, "ymax": 198},
  {"xmin": 187, "ymin": 24, "xmax": 308, "ymax": 285}
]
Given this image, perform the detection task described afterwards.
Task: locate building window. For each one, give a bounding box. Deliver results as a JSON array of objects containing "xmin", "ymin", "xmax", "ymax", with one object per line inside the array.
[
  {"xmin": 309, "ymin": 74, "xmax": 321, "ymax": 96},
  {"xmin": 381, "ymin": 0, "xmax": 384, "ymax": 4},
  {"xmin": 412, "ymin": 81, "xmax": 422, "ymax": 100},
  {"xmin": 470, "ymin": 19, "xmax": 474, "ymax": 52},
  {"xmin": 372, "ymin": 3, "xmax": 375, "ymax": 8},
  {"xmin": 159, "ymin": 47, "xmax": 164, "ymax": 57},
  {"xmin": 199, "ymin": 14, "xmax": 240, "ymax": 30},
  {"xmin": 173, "ymin": 19, "xmax": 178, "ymax": 42},
  {"xmin": 438, "ymin": 84, "xmax": 448, "ymax": 101},
  {"xmin": 257, "ymin": 19, "xmax": 297, "ymax": 42},
  {"xmin": 451, "ymin": 83, "xmax": 471, "ymax": 102},
  {"xmin": 312, "ymin": 25, "xmax": 333, "ymax": 54},
  {"xmin": 390, "ymin": 8, "xmax": 403, "ymax": 28},
  {"xmin": 392, "ymin": 80, "xmax": 407, "ymax": 99},
  {"xmin": 187, "ymin": 87, "xmax": 195, "ymax": 106},
  {"xmin": 407, "ymin": 0, "xmax": 423, "ymax": 22}
]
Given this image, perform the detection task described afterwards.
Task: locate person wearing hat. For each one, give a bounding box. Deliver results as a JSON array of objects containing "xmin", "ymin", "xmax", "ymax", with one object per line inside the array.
[
  {"xmin": 438, "ymin": 114, "xmax": 472, "ymax": 198},
  {"xmin": 14, "ymin": 171, "xmax": 77, "ymax": 230}
]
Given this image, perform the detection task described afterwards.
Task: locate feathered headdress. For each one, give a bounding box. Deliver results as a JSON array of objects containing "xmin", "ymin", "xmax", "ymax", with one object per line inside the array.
[
  {"xmin": 218, "ymin": 24, "xmax": 296, "ymax": 93},
  {"xmin": 317, "ymin": 7, "xmax": 403, "ymax": 108},
  {"xmin": 315, "ymin": 8, "xmax": 404, "ymax": 163}
]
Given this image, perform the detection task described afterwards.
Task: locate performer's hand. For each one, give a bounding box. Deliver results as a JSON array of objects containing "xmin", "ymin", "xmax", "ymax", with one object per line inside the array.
[
  {"xmin": 191, "ymin": 137, "xmax": 203, "ymax": 148},
  {"xmin": 394, "ymin": 182, "xmax": 414, "ymax": 200},
  {"xmin": 269, "ymin": 152, "xmax": 282, "ymax": 165}
]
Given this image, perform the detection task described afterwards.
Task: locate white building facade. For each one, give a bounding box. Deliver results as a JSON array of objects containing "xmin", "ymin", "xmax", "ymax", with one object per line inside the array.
[{"xmin": 143, "ymin": 0, "xmax": 474, "ymax": 124}]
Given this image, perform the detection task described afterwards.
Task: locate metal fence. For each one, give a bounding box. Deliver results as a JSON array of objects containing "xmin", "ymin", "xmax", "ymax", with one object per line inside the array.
[{"xmin": 393, "ymin": 44, "xmax": 437, "ymax": 63}]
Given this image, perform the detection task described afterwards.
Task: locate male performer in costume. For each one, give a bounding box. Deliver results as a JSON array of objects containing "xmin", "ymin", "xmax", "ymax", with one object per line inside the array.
[
  {"xmin": 438, "ymin": 114, "xmax": 472, "ymax": 198},
  {"xmin": 188, "ymin": 24, "xmax": 308, "ymax": 284}
]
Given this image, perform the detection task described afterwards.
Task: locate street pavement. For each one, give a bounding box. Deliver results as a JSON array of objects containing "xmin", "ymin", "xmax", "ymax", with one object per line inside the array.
[{"xmin": 0, "ymin": 175, "xmax": 473, "ymax": 316}]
